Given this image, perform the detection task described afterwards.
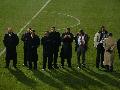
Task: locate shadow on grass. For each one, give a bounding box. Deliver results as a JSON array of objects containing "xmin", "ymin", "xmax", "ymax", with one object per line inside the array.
[
  {"xmin": 46, "ymin": 68, "xmax": 106, "ymax": 90},
  {"xmin": 110, "ymin": 71, "xmax": 120, "ymax": 79},
  {"xmin": 8, "ymin": 68, "xmax": 37, "ymax": 88},
  {"xmin": 33, "ymin": 70, "xmax": 64, "ymax": 89},
  {"xmin": 83, "ymin": 68, "xmax": 120, "ymax": 89}
]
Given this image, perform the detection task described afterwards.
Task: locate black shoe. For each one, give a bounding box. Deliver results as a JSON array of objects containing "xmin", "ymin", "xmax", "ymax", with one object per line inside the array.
[
  {"xmin": 54, "ymin": 66, "xmax": 59, "ymax": 69},
  {"xmin": 14, "ymin": 66, "xmax": 17, "ymax": 69},
  {"xmin": 48, "ymin": 67, "xmax": 54, "ymax": 70},
  {"xmin": 101, "ymin": 65, "xmax": 105, "ymax": 68},
  {"xmin": 96, "ymin": 66, "xmax": 99, "ymax": 69},
  {"xmin": 68, "ymin": 66, "xmax": 72, "ymax": 68},
  {"xmin": 82, "ymin": 64, "xmax": 86, "ymax": 68},
  {"xmin": 5, "ymin": 66, "xmax": 9, "ymax": 68}
]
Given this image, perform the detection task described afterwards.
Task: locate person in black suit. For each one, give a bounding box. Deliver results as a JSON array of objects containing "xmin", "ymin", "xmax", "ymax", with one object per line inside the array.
[
  {"xmin": 41, "ymin": 31, "xmax": 53, "ymax": 70},
  {"xmin": 3, "ymin": 27, "xmax": 19, "ymax": 68},
  {"xmin": 60, "ymin": 28, "xmax": 74, "ymax": 68},
  {"xmin": 49, "ymin": 27, "xmax": 61, "ymax": 68},
  {"xmin": 28, "ymin": 30, "xmax": 40, "ymax": 70},
  {"xmin": 21, "ymin": 28, "xmax": 32, "ymax": 66}
]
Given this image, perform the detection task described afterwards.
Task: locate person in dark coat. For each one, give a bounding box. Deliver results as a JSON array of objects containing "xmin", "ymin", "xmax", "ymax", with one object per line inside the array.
[
  {"xmin": 41, "ymin": 31, "xmax": 53, "ymax": 70},
  {"xmin": 21, "ymin": 28, "xmax": 32, "ymax": 66},
  {"xmin": 28, "ymin": 30, "xmax": 40, "ymax": 70},
  {"xmin": 60, "ymin": 28, "xmax": 74, "ymax": 68},
  {"xmin": 49, "ymin": 27, "xmax": 61, "ymax": 68},
  {"xmin": 117, "ymin": 39, "xmax": 120, "ymax": 60},
  {"xmin": 3, "ymin": 27, "xmax": 19, "ymax": 68},
  {"xmin": 76, "ymin": 30, "xmax": 89, "ymax": 68},
  {"xmin": 94, "ymin": 26, "xmax": 108, "ymax": 69}
]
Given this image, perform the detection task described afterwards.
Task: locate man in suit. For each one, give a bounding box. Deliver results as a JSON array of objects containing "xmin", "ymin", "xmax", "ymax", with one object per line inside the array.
[
  {"xmin": 3, "ymin": 27, "xmax": 19, "ymax": 68},
  {"xmin": 28, "ymin": 30, "xmax": 40, "ymax": 70},
  {"xmin": 21, "ymin": 28, "xmax": 32, "ymax": 66},
  {"xmin": 41, "ymin": 31, "xmax": 53, "ymax": 70},
  {"xmin": 60, "ymin": 28, "xmax": 74, "ymax": 68},
  {"xmin": 49, "ymin": 27, "xmax": 61, "ymax": 68}
]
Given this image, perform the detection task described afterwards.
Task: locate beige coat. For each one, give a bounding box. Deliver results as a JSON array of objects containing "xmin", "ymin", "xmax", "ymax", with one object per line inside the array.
[{"xmin": 103, "ymin": 36, "xmax": 116, "ymax": 66}]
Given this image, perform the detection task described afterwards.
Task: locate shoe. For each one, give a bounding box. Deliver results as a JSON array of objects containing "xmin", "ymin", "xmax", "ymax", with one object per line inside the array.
[
  {"xmin": 68, "ymin": 66, "xmax": 72, "ymax": 68},
  {"xmin": 48, "ymin": 67, "xmax": 54, "ymax": 70},
  {"xmin": 14, "ymin": 66, "xmax": 17, "ymax": 69},
  {"xmin": 5, "ymin": 66, "xmax": 9, "ymax": 68},
  {"xmin": 61, "ymin": 65, "xmax": 64, "ymax": 68},
  {"xmin": 54, "ymin": 66, "xmax": 59, "ymax": 69}
]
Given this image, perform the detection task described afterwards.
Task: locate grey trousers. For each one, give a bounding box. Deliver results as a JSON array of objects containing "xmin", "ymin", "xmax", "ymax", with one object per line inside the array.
[{"xmin": 77, "ymin": 45, "xmax": 86, "ymax": 67}]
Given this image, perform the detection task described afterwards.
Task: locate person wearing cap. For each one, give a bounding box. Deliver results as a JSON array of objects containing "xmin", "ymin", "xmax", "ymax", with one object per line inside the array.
[
  {"xmin": 76, "ymin": 30, "xmax": 89, "ymax": 68},
  {"xmin": 103, "ymin": 33, "xmax": 116, "ymax": 72},
  {"xmin": 28, "ymin": 30, "xmax": 40, "ymax": 70},
  {"xmin": 21, "ymin": 28, "xmax": 32, "ymax": 67},
  {"xmin": 60, "ymin": 28, "xmax": 74, "ymax": 68},
  {"xmin": 117, "ymin": 38, "xmax": 120, "ymax": 60},
  {"xmin": 3, "ymin": 27, "xmax": 19, "ymax": 68},
  {"xmin": 49, "ymin": 27, "xmax": 61, "ymax": 69},
  {"xmin": 94, "ymin": 26, "xmax": 108, "ymax": 69}
]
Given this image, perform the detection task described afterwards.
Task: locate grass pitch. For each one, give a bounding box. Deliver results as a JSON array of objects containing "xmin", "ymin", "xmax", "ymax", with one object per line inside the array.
[{"xmin": 0, "ymin": 0, "xmax": 120, "ymax": 90}]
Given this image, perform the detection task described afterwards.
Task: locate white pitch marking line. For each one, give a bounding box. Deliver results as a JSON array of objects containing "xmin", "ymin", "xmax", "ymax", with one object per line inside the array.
[
  {"xmin": 42, "ymin": 11, "xmax": 80, "ymax": 30},
  {"xmin": 0, "ymin": 0, "xmax": 51, "ymax": 57}
]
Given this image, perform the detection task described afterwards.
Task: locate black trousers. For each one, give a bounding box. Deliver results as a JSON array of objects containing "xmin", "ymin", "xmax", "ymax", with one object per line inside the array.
[
  {"xmin": 96, "ymin": 43, "xmax": 105, "ymax": 68},
  {"xmin": 28, "ymin": 60, "xmax": 37, "ymax": 70},
  {"xmin": 61, "ymin": 58, "xmax": 71, "ymax": 67},
  {"xmin": 43, "ymin": 55, "xmax": 53, "ymax": 69},
  {"xmin": 118, "ymin": 51, "xmax": 120, "ymax": 60},
  {"xmin": 23, "ymin": 48, "xmax": 28, "ymax": 66},
  {"xmin": 5, "ymin": 51, "xmax": 17, "ymax": 68},
  {"xmin": 52, "ymin": 51, "xmax": 58, "ymax": 67},
  {"xmin": 6, "ymin": 58, "xmax": 17, "ymax": 67}
]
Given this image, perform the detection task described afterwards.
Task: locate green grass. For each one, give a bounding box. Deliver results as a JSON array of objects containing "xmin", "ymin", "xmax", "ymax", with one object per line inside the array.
[{"xmin": 0, "ymin": 0, "xmax": 120, "ymax": 90}]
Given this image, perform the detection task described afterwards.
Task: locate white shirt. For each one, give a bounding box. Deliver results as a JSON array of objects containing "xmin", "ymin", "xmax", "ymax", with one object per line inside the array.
[{"xmin": 78, "ymin": 35, "xmax": 85, "ymax": 45}]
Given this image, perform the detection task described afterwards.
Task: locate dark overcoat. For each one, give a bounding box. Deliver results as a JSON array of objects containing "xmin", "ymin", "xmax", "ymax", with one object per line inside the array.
[
  {"xmin": 3, "ymin": 33, "xmax": 19, "ymax": 60},
  {"xmin": 60, "ymin": 32, "xmax": 74, "ymax": 59}
]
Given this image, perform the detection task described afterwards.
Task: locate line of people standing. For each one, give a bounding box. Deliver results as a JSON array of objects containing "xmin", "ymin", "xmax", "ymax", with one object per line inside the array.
[{"xmin": 3, "ymin": 26, "xmax": 120, "ymax": 72}]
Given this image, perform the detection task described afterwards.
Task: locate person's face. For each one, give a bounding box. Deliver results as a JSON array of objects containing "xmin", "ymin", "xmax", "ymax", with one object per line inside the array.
[
  {"xmin": 101, "ymin": 26, "xmax": 105, "ymax": 32},
  {"xmin": 51, "ymin": 27, "xmax": 55, "ymax": 32},
  {"xmin": 27, "ymin": 28, "xmax": 31, "ymax": 33},
  {"xmin": 44, "ymin": 32, "xmax": 49, "ymax": 37},
  {"xmin": 7, "ymin": 28, "xmax": 12, "ymax": 33},
  {"xmin": 31, "ymin": 31, "xmax": 35, "ymax": 36}
]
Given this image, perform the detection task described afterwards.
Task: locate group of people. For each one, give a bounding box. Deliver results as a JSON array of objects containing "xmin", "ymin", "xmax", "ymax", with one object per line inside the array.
[
  {"xmin": 2, "ymin": 26, "xmax": 120, "ymax": 72},
  {"xmin": 94, "ymin": 26, "xmax": 117, "ymax": 72}
]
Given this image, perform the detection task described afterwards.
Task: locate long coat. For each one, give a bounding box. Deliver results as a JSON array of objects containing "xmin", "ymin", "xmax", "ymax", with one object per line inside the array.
[
  {"xmin": 3, "ymin": 33, "xmax": 19, "ymax": 60},
  {"xmin": 49, "ymin": 31, "xmax": 61, "ymax": 52},
  {"xmin": 60, "ymin": 32, "xmax": 74, "ymax": 59},
  {"xmin": 103, "ymin": 37, "xmax": 116, "ymax": 66},
  {"xmin": 30, "ymin": 35, "xmax": 40, "ymax": 62}
]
